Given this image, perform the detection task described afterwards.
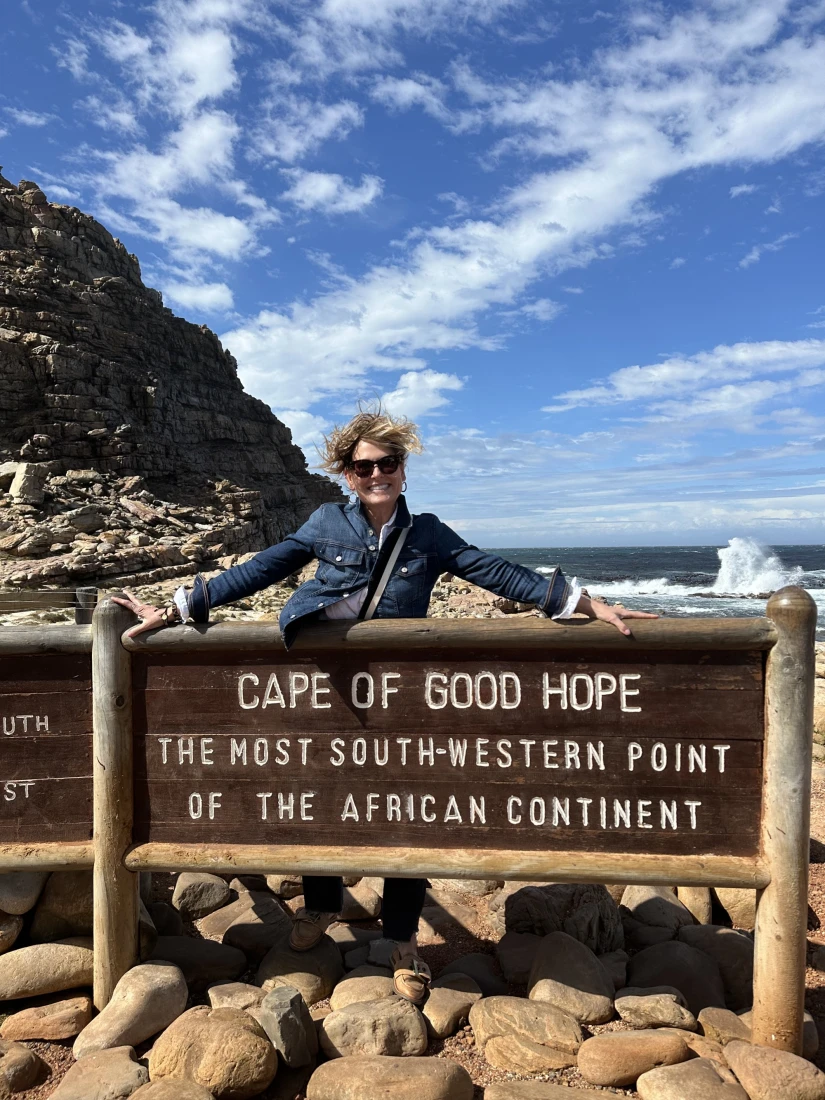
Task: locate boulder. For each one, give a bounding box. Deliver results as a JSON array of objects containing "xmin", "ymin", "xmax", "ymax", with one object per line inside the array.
[
  {"xmin": 256, "ymin": 936, "xmax": 343, "ymax": 1005},
  {"xmin": 326, "ymin": 924, "xmax": 382, "ymax": 956},
  {"xmin": 496, "ymin": 931, "xmax": 541, "ymax": 985},
  {"xmin": 440, "ymin": 953, "xmax": 508, "ymax": 996},
  {"xmin": 340, "ymin": 882, "xmax": 381, "ymax": 919},
  {"xmin": 266, "ymin": 874, "xmax": 303, "ymax": 899},
  {"xmin": 527, "ymin": 931, "xmax": 614, "ymax": 1024},
  {"xmin": 0, "ymin": 993, "xmax": 93, "ymax": 1040},
  {"xmin": 29, "ymin": 870, "xmax": 92, "ymax": 941},
  {"xmin": 329, "ymin": 965, "xmax": 394, "ymax": 1010},
  {"xmin": 637, "ymin": 1057, "xmax": 749, "ymax": 1099},
  {"xmin": 621, "ymin": 885, "xmax": 696, "ymax": 933},
  {"xmin": 738, "ymin": 1008, "xmax": 819, "ymax": 1060},
  {"xmin": 497, "ymin": 883, "xmax": 623, "ymax": 952},
  {"xmin": 10, "ymin": 463, "xmax": 47, "ymax": 504},
  {"xmin": 420, "ymin": 898, "xmax": 477, "ymax": 936},
  {"xmin": 73, "ymin": 962, "xmax": 188, "ymax": 1058},
  {"xmin": 207, "ymin": 982, "xmax": 265, "ymax": 1020},
  {"xmin": 714, "ymin": 888, "xmax": 756, "ymax": 930},
  {"xmin": 222, "ymin": 894, "xmax": 292, "ymax": 960},
  {"xmin": 366, "ymin": 938, "xmax": 398, "ymax": 968},
  {"xmin": 132, "ymin": 1083, "xmax": 216, "ymax": 1100},
  {"xmin": 138, "ymin": 899, "xmax": 158, "ymax": 961},
  {"xmin": 470, "ymin": 995, "xmax": 581, "ymax": 1072},
  {"xmin": 615, "ymin": 986, "xmax": 697, "ymax": 1030},
  {"xmin": 172, "ymin": 874, "xmax": 232, "ymax": 921},
  {"xmin": 725, "ymin": 1039, "xmax": 825, "ymax": 1100},
  {"xmin": 0, "ymin": 871, "xmax": 49, "ymax": 915},
  {"xmin": 51, "ymin": 1046, "xmax": 149, "ymax": 1100},
  {"xmin": 259, "ymin": 984, "xmax": 318, "ymax": 1068},
  {"xmin": 431, "ymin": 878, "xmax": 502, "ymax": 896},
  {"xmin": 305, "ymin": 1056, "xmax": 473, "ymax": 1100},
  {"xmin": 578, "ymin": 1030, "xmax": 690, "ymax": 1087},
  {"xmin": 150, "ymin": 936, "xmax": 246, "ymax": 990},
  {"xmin": 599, "ymin": 948, "xmax": 629, "ymax": 990},
  {"xmin": 0, "ymin": 1038, "xmax": 46, "ymax": 1092},
  {"xmin": 697, "ymin": 1007, "xmax": 751, "ymax": 1045},
  {"xmin": 677, "ymin": 925, "xmax": 753, "ymax": 1011},
  {"xmin": 0, "ymin": 914, "xmax": 23, "ymax": 955},
  {"xmin": 198, "ymin": 895, "xmax": 256, "ymax": 940},
  {"xmin": 658, "ymin": 1027, "xmax": 728, "ymax": 1067},
  {"xmin": 148, "ymin": 1006, "xmax": 277, "ymax": 1100},
  {"xmin": 320, "ymin": 997, "xmax": 428, "ymax": 1058},
  {"xmin": 0, "ymin": 937, "xmax": 93, "ymax": 1000},
  {"xmin": 147, "ymin": 902, "xmax": 183, "ymax": 938},
  {"xmin": 423, "ymin": 974, "xmax": 482, "ymax": 1039},
  {"xmin": 627, "ymin": 941, "xmax": 726, "ymax": 1016}
]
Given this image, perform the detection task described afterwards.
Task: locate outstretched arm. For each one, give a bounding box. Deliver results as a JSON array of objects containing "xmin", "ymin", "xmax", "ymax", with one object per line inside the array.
[{"xmin": 574, "ymin": 592, "xmax": 658, "ymax": 636}]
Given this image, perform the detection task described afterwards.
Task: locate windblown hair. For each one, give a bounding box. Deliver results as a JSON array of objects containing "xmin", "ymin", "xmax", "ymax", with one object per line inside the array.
[{"xmin": 318, "ymin": 406, "xmax": 423, "ymax": 475}]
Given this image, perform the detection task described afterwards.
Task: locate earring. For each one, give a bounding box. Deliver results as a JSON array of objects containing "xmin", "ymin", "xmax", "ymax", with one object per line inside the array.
[
  {"xmin": 349, "ymin": 491, "xmax": 358, "ymax": 502},
  {"xmin": 402, "ymin": 481, "xmax": 407, "ymax": 492}
]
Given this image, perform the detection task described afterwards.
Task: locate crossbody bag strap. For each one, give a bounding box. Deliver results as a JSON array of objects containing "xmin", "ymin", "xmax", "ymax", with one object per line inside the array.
[{"xmin": 359, "ymin": 527, "xmax": 410, "ymax": 621}]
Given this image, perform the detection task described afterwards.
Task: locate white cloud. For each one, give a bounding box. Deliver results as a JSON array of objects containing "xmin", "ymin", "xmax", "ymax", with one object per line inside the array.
[
  {"xmin": 517, "ymin": 298, "xmax": 563, "ymax": 321},
  {"xmin": 381, "ymin": 369, "xmax": 464, "ymax": 419},
  {"xmin": 162, "ymin": 280, "xmax": 234, "ymax": 312},
  {"xmin": 562, "ymin": 286, "xmax": 584, "ymax": 294},
  {"xmin": 273, "ymin": 409, "xmax": 333, "ymax": 450},
  {"xmin": 739, "ymin": 232, "xmax": 799, "ymax": 268},
  {"xmin": 371, "ymin": 74, "xmax": 454, "ymax": 124},
  {"xmin": 4, "ymin": 108, "xmax": 52, "ymax": 127},
  {"xmin": 252, "ymin": 97, "xmax": 364, "ymax": 163},
  {"xmin": 78, "ymin": 94, "xmax": 140, "ymax": 135},
  {"xmin": 670, "ymin": 256, "xmax": 686, "ymax": 268},
  {"xmin": 730, "ymin": 183, "xmax": 758, "ymax": 197},
  {"xmin": 281, "ymin": 170, "xmax": 383, "ymax": 215}
]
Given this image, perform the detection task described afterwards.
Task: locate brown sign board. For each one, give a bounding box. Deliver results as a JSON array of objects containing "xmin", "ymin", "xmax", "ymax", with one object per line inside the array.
[
  {"xmin": 0, "ymin": 654, "xmax": 93, "ymax": 842},
  {"xmin": 133, "ymin": 647, "xmax": 764, "ymax": 856}
]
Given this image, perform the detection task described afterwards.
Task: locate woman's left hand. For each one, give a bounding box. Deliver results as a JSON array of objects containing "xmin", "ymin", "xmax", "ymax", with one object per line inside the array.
[{"xmin": 577, "ymin": 595, "xmax": 658, "ymax": 636}]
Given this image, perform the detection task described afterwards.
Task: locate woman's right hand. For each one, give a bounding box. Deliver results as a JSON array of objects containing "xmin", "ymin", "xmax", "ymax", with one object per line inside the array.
[{"xmin": 111, "ymin": 588, "xmax": 167, "ymax": 638}]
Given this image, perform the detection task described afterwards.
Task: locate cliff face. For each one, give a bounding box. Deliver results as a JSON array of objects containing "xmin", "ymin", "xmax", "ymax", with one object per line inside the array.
[{"xmin": 0, "ymin": 170, "xmax": 341, "ymax": 587}]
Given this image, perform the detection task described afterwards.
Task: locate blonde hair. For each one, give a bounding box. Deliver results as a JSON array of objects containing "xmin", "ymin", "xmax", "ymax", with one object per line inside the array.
[{"xmin": 318, "ymin": 405, "xmax": 423, "ymax": 475}]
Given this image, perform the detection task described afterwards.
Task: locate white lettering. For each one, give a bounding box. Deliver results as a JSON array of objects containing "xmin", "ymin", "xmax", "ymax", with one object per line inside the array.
[
  {"xmin": 330, "ymin": 738, "xmax": 345, "ymax": 766},
  {"xmin": 714, "ymin": 744, "xmax": 730, "ymax": 773},
  {"xmin": 208, "ymin": 792, "xmax": 222, "ymax": 819},
  {"xmin": 188, "ymin": 793, "xmax": 202, "ymax": 819},
  {"xmin": 425, "ymin": 672, "xmax": 448, "ymax": 709},
  {"xmin": 230, "ymin": 738, "xmax": 247, "ymax": 765},
  {"xmin": 312, "ymin": 672, "xmax": 331, "ymax": 709},
  {"xmin": 570, "ymin": 673, "xmax": 594, "ymax": 711},
  {"xmin": 257, "ymin": 792, "xmax": 271, "ymax": 819},
  {"xmin": 595, "ymin": 672, "xmax": 617, "ymax": 708},
  {"xmin": 507, "ymin": 795, "xmax": 522, "ymax": 823},
  {"xmin": 352, "ymin": 672, "xmax": 374, "ymax": 709},
  {"xmin": 627, "ymin": 742, "xmax": 643, "ymax": 771},
  {"xmin": 262, "ymin": 673, "xmax": 285, "ymax": 709},
  {"xmin": 475, "ymin": 671, "xmax": 498, "ymax": 709},
  {"xmin": 289, "ymin": 672, "xmax": 309, "ymax": 708},
  {"xmin": 238, "ymin": 673, "xmax": 259, "ymax": 709},
  {"xmin": 542, "ymin": 672, "xmax": 567, "ymax": 710},
  {"xmin": 620, "ymin": 673, "xmax": 642, "ymax": 712}
]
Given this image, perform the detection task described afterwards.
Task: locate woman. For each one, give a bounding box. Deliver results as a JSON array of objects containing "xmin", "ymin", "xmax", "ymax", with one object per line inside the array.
[{"xmin": 115, "ymin": 408, "xmax": 656, "ymax": 1004}]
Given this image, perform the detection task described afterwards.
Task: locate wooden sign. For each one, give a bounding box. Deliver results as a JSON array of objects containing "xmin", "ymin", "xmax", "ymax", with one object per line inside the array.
[
  {"xmin": 0, "ymin": 653, "xmax": 93, "ymax": 841},
  {"xmin": 133, "ymin": 647, "xmax": 763, "ymax": 856}
]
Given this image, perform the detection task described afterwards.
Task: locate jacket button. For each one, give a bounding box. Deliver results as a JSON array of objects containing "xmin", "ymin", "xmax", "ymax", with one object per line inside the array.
[
  {"xmin": 401, "ymin": 566, "xmax": 408, "ymax": 573},
  {"xmin": 369, "ymin": 545, "xmax": 377, "ymax": 551},
  {"xmin": 318, "ymin": 602, "xmax": 324, "ymax": 608},
  {"xmin": 336, "ymin": 555, "xmax": 342, "ymax": 561},
  {"xmin": 343, "ymin": 593, "xmax": 349, "ymax": 597},
  {"xmin": 368, "ymin": 529, "xmax": 374, "ymax": 535}
]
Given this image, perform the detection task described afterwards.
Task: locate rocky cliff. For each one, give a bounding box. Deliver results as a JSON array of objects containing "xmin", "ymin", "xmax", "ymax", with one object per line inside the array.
[{"xmin": 0, "ymin": 170, "xmax": 341, "ymax": 587}]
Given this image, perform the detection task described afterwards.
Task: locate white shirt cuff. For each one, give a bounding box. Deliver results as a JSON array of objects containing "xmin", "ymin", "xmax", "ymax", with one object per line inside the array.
[
  {"xmin": 552, "ymin": 577, "xmax": 582, "ymax": 620},
  {"xmin": 173, "ymin": 586, "xmax": 190, "ymax": 623}
]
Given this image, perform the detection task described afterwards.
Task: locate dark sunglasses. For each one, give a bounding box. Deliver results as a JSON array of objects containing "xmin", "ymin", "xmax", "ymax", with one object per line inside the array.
[{"xmin": 347, "ymin": 455, "xmax": 402, "ymax": 478}]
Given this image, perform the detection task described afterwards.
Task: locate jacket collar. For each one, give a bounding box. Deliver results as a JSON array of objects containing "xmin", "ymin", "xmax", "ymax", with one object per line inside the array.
[{"xmin": 344, "ymin": 493, "xmax": 412, "ymax": 536}]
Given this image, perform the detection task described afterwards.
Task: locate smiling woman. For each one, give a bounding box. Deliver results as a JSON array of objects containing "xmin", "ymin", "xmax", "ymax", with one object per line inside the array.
[{"xmin": 113, "ymin": 404, "xmax": 656, "ymax": 1004}]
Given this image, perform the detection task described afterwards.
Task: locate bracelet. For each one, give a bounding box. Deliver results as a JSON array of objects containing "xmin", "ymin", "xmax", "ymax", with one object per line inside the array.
[{"xmin": 160, "ymin": 603, "xmax": 182, "ymax": 627}]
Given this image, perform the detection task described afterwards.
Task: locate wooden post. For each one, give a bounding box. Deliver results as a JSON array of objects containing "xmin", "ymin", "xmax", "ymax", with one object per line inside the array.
[
  {"xmin": 74, "ymin": 587, "xmax": 98, "ymax": 625},
  {"xmin": 752, "ymin": 586, "xmax": 817, "ymax": 1051},
  {"xmin": 92, "ymin": 597, "xmax": 138, "ymax": 1008}
]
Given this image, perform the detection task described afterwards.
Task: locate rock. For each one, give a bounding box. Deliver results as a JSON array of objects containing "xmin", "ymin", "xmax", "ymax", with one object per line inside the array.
[
  {"xmin": 343, "ymin": 946, "xmax": 370, "ymax": 970},
  {"xmin": 198, "ymin": 895, "xmax": 256, "ymax": 940},
  {"xmin": 229, "ymin": 876, "xmax": 269, "ymax": 894},
  {"xmin": 423, "ymin": 974, "xmax": 482, "ymax": 1038},
  {"xmin": 132, "ymin": 1083, "xmax": 216, "ymax": 1100},
  {"xmin": 0, "ymin": 993, "xmax": 93, "ymax": 1040},
  {"xmin": 256, "ymin": 935, "xmax": 343, "ymax": 1004},
  {"xmin": 578, "ymin": 1030, "xmax": 690, "ymax": 1087},
  {"xmin": 207, "ymin": 982, "xmax": 265, "ymax": 1019},
  {"xmin": 149, "ymin": 1006, "xmax": 277, "ymax": 1100},
  {"xmin": 738, "ymin": 1008, "xmax": 819, "ymax": 1060},
  {"xmin": 147, "ymin": 902, "xmax": 183, "ymax": 938},
  {"xmin": 305, "ymin": 1056, "xmax": 473, "ymax": 1100},
  {"xmin": 659, "ymin": 1028, "xmax": 728, "ymax": 1067},
  {"xmin": 73, "ymin": 962, "xmax": 188, "ymax": 1058},
  {"xmin": 222, "ymin": 894, "xmax": 292, "ymax": 959},
  {"xmin": 329, "ymin": 965, "xmax": 394, "ymax": 1010},
  {"xmin": 326, "ymin": 924, "xmax": 382, "ymax": 956},
  {"xmin": 431, "ymin": 879, "xmax": 502, "ymax": 896},
  {"xmin": 139, "ymin": 900, "xmax": 158, "ymax": 961},
  {"xmin": 10, "ymin": 463, "xmax": 47, "ymax": 504},
  {"xmin": 51, "ymin": 1046, "xmax": 149, "ymax": 1099},
  {"xmin": 615, "ymin": 986, "xmax": 697, "ymax": 1030},
  {"xmin": 29, "ymin": 870, "xmax": 92, "ymax": 941},
  {"xmin": 637, "ymin": 1057, "xmax": 749, "ymax": 1099},
  {"xmin": 172, "ymin": 874, "xmax": 232, "ymax": 921},
  {"xmin": 496, "ymin": 931, "xmax": 541, "ymax": 984},
  {"xmin": 0, "ymin": 1038, "xmax": 46, "ymax": 1092},
  {"xmin": 697, "ymin": 1006, "xmax": 752, "ymax": 1045},
  {"xmin": 627, "ymin": 941, "xmax": 726, "ymax": 1016},
  {"xmin": 0, "ymin": 937, "xmax": 93, "ymax": 1000},
  {"xmin": 677, "ymin": 886, "xmax": 714, "ymax": 925},
  {"xmin": 366, "ymin": 937, "xmax": 398, "ymax": 968},
  {"xmin": 340, "ymin": 882, "xmax": 381, "ymax": 919},
  {"xmin": 725, "ymin": 1039, "xmax": 825, "ymax": 1100},
  {"xmin": 150, "ymin": 936, "xmax": 246, "ymax": 990},
  {"xmin": 420, "ymin": 899, "xmax": 477, "ymax": 936},
  {"xmin": 0, "ymin": 871, "xmax": 49, "ymax": 915},
  {"xmin": 0, "ymin": 913, "xmax": 23, "ymax": 955},
  {"xmin": 498, "ymin": 883, "xmax": 624, "ymax": 952},
  {"xmin": 266, "ymin": 874, "xmax": 304, "ymax": 899},
  {"xmin": 527, "ymin": 931, "xmax": 614, "ymax": 1024},
  {"xmin": 320, "ymin": 997, "xmax": 428, "ymax": 1058},
  {"xmin": 599, "ymin": 948, "xmax": 629, "ymax": 990},
  {"xmin": 259, "ymin": 984, "xmax": 318, "ymax": 1068},
  {"xmin": 677, "ymin": 925, "xmax": 754, "ymax": 1011},
  {"xmin": 623, "ymin": 914, "xmax": 681, "ymax": 950},
  {"xmin": 440, "ymin": 953, "xmax": 508, "ymax": 996},
  {"xmin": 470, "ymin": 995, "xmax": 581, "ymax": 1071},
  {"xmin": 622, "ymin": 885, "xmax": 696, "ymax": 933},
  {"xmin": 714, "ymin": 888, "xmax": 756, "ymax": 930}
]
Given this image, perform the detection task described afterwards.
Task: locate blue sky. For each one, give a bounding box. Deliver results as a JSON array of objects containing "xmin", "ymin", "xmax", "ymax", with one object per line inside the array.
[{"xmin": 1, "ymin": 0, "xmax": 824, "ymax": 546}]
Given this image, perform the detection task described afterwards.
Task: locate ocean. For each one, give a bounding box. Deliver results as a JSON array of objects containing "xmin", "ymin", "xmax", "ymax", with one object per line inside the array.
[{"xmin": 495, "ymin": 538, "xmax": 825, "ymax": 641}]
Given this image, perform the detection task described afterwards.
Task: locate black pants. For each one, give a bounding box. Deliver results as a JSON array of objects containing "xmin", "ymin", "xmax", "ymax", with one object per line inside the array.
[{"xmin": 303, "ymin": 875, "xmax": 427, "ymax": 942}]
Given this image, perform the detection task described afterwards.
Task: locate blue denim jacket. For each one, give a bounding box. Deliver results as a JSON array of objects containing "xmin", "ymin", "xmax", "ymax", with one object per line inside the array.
[{"xmin": 192, "ymin": 495, "xmax": 571, "ymax": 648}]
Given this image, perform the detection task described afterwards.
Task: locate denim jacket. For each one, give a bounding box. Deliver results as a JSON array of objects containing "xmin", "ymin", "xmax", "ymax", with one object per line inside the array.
[{"xmin": 192, "ymin": 495, "xmax": 571, "ymax": 648}]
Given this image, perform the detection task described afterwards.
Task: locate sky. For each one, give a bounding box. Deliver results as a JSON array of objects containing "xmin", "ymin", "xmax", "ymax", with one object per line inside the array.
[{"xmin": 1, "ymin": 0, "xmax": 824, "ymax": 546}]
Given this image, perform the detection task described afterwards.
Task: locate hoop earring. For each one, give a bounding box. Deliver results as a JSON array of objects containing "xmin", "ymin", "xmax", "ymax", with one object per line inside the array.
[
  {"xmin": 349, "ymin": 491, "xmax": 358, "ymax": 503},
  {"xmin": 402, "ymin": 481, "xmax": 407, "ymax": 492}
]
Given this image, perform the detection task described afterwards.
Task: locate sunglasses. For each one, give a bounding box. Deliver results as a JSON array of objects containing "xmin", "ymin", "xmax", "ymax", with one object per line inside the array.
[{"xmin": 347, "ymin": 455, "xmax": 402, "ymax": 478}]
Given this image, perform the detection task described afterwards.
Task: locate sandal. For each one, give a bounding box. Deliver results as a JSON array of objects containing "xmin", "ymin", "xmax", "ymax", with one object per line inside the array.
[
  {"xmin": 289, "ymin": 908, "xmax": 339, "ymax": 952},
  {"xmin": 391, "ymin": 948, "xmax": 432, "ymax": 1005}
]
